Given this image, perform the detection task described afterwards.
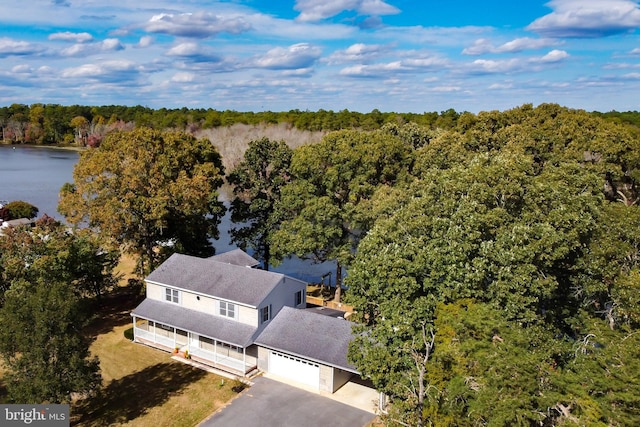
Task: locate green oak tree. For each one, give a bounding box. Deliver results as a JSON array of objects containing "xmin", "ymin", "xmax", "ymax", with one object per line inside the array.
[
  {"xmin": 271, "ymin": 129, "xmax": 413, "ymax": 302},
  {"xmin": 0, "ymin": 219, "xmax": 107, "ymax": 403},
  {"xmin": 227, "ymin": 137, "xmax": 292, "ymax": 270},
  {"xmin": 0, "ymin": 276, "xmax": 101, "ymax": 403},
  {"xmin": 0, "ymin": 217, "xmax": 119, "ymax": 303},
  {"xmin": 346, "ymin": 150, "xmax": 619, "ymax": 425},
  {"xmin": 58, "ymin": 128, "xmax": 225, "ymax": 275}
]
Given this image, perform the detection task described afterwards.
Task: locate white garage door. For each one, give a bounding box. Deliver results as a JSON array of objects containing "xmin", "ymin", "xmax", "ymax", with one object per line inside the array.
[{"xmin": 268, "ymin": 351, "xmax": 320, "ymax": 389}]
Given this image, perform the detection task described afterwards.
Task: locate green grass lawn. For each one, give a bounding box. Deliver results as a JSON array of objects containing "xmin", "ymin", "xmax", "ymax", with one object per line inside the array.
[
  {"xmin": 70, "ymin": 285, "xmax": 241, "ymax": 427},
  {"xmin": 0, "ymin": 255, "xmax": 242, "ymax": 426}
]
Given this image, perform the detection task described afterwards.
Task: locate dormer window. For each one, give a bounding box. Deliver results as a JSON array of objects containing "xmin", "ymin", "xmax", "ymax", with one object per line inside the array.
[
  {"xmin": 219, "ymin": 301, "xmax": 236, "ymax": 319},
  {"xmin": 261, "ymin": 305, "xmax": 271, "ymax": 323},
  {"xmin": 295, "ymin": 290, "xmax": 303, "ymax": 306},
  {"xmin": 165, "ymin": 288, "xmax": 180, "ymax": 304}
]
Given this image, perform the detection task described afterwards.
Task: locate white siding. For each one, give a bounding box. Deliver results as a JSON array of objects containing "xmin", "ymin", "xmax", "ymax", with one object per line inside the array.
[
  {"xmin": 257, "ymin": 277, "xmax": 307, "ymax": 331},
  {"xmin": 238, "ymin": 305, "xmax": 258, "ymax": 327},
  {"xmin": 145, "ymin": 281, "xmax": 259, "ymax": 325},
  {"xmin": 146, "ymin": 282, "xmax": 164, "ymax": 301},
  {"xmin": 181, "ymin": 291, "xmax": 217, "ymax": 316}
]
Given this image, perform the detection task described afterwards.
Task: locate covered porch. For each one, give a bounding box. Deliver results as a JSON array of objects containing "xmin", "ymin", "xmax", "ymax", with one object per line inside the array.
[{"xmin": 131, "ymin": 299, "xmax": 258, "ymax": 376}]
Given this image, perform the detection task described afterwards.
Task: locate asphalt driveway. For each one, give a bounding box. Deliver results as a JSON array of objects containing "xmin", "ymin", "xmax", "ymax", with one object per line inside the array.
[{"xmin": 199, "ymin": 377, "xmax": 376, "ymax": 427}]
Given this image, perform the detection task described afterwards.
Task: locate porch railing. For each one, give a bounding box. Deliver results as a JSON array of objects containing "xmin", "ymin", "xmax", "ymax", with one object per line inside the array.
[{"xmin": 133, "ymin": 325, "xmax": 255, "ymax": 373}]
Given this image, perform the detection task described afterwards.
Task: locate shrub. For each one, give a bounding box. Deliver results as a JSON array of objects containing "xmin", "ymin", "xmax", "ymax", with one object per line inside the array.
[
  {"xmin": 123, "ymin": 327, "xmax": 134, "ymax": 341},
  {"xmin": 4, "ymin": 200, "xmax": 39, "ymax": 220},
  {"xmin": 231, "ymin": 378, "xmax": 246, "ymax": 393}
]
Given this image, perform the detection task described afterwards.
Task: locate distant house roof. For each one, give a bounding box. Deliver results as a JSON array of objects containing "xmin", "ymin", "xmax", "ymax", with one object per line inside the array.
[
  {"xmin": 210, "ymin": 248, "xmax": 260, "ymax": 268},
  {"xmin": 1, "ymin": 218, "xmax": 33, "ymax": 228},
  {"xmin": 132, "ymin": 298, "xmax": 257, "ymax": 348},
  {"xmin": 255, "ymin": 306, "xmax": 359, "ymax": 373},
  {"xmin": 0, "ymin": 218, "xmax": 34, "ymax": 235},
  {"xmin": 145, "ymin": 253, "xmax": 288, "ymax": 307}
]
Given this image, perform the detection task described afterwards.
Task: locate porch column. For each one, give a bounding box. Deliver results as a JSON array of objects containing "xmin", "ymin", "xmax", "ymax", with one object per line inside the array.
[
  {"xmin": 132, "ymin": 315, "xmax": 137, "ymax": 341},
  {"xmin": 243, "ymin": 348, "xmax": 247, "ymax": 374},
  {"xmin": 153, "ymin": 321, "xmax": 157, "ymax": 343},
  {"xmin": 214, "ymin": 339, "xmax": 218, "ymax": 364}
]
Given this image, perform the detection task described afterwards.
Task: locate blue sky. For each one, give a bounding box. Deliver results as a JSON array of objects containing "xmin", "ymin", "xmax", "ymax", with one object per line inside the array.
[{"xmin": 1, "ymin": 0, "xmax": 639, "ymax": 113}]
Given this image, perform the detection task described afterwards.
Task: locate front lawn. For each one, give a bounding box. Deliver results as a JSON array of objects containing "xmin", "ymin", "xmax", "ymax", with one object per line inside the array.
[{"xmin": 71, "ymin": 285, "xmax": 242, "ymax": 426}]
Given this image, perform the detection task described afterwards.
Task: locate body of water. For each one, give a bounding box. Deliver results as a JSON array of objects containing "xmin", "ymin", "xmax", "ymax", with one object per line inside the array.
[
  {"xmin": 0, "ymin": 145, "xmax": 79, "ymax": 219},
  {"xmin": 0, "ymin": 145, "xmax": 335, "ymax": 283}
]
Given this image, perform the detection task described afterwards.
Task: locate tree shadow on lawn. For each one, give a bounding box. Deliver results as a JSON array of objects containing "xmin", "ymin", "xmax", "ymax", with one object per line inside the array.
[
  {"xmin": 84, "ymin": 286, "xmax": 145, "ymax": 339},
  {"xmin": 72, "ymin": 362, "xmax": 207, "ymax": 426}
]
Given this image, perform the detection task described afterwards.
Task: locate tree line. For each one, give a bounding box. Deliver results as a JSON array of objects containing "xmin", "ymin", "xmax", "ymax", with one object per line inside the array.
[
  {"xmin": 0, "ymin": 103, "xmax": 639, "ymax": 426},
  {"xmin": 2, "ymin": 103, "xmax": 638, "ymax": 147}
]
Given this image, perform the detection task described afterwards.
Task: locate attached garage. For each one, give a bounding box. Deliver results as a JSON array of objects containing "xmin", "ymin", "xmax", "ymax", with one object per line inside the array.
[
  {"xmin": 255, "ymin": 306, "xmax": 359, "ymax": 394},
  {"xmin": 268, "ymin": 350, "xmax": 320, "ymax": 389}
]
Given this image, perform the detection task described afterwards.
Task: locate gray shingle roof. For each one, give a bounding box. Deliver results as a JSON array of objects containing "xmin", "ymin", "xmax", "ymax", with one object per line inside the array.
[
  {"xmin": 131, "ymin": 298, "xmax": 257, "ymax": 347},
  {"xmin": 145, "ymin": 253, "xmax": 285, "ymax": 307},
  {"xmin": 210, "ymin": 249, "xmax": 260, "ymax": 267},
  {"xmin": 255, "ymin": 306, "xmax": 358, "ymax": 373}
]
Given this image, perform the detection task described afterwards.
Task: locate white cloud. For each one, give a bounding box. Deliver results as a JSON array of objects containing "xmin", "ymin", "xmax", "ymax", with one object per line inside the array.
[
  {"xmin": 463, "ymin": 37, "xmax": 560, "ymax": 55},
  {"xmin": 375, "ymin": 25, "xmax": 491, "ymax": 48},
  {"xmin": 603, "ymin": 62, "xmax": 640, "ymax": 70},
  {"xmin": 430, "ymin": 86, "xmax": 461, "ymax": 92},
  {"xmin": 48, "ymin": 31, "xmax": 93, "ymax": 43},
  {"xmin": 11, "ymin": 64, "xmax": 31, "ymax": 73},
  {"xmin": 60, "ymin": 38, "xmax": 124, "ymax": 57},
  {"xmin": 144, "ymin": 11, "xmax": 252, "ymax": 38},
  {"xmin": 166, "ymin": 42, "xmax": 222, "ymax": 64},
  {"xmin": 631, "ymin": 47, "xmax": 640, "ymax": 55},
  {"xmin": 489, "ymin": 83, "xmax": 514, "ymax": 89},
  {"xmin": 339, "ymin": 55, "xmax": 448, "ymax": 77},
  {"xmin": 0, "ymin": 37, "xmax": 43, "ymax": 56},
  {"xmin": 171, "ymin": 72, "xmax": 195, "ymax": 82},
  {"xmin": 138, "ymin": 36, "xmax": 153, "ymax": 48},
  {"xmin": 245, "ymin": 13, "xmax": 356, "ymax": 40},
  {"xmin": 282, "ymin": 67, "xmax": 314, "ymax": 77},
  {"xmin": 37, "ymin": 66, "xmax": 54, "ymax": 74},
  {"xmin": 61, "ymin": 60, "xmax": 139, "ymax": 78},
  {"xmin": 167, "ymin": 42, "xmax": 201, "ymax": 57},
  {"xmin": 359, "ymin": 0, "xmax": 401, "ymax": 16},
  {"xmin": 527, "ymin": 0, "xmax": 640, "ymax": 38},
  {"xmin": 470, "ymin": 58, "xmax": 523, "ymax": 74},
  {"xmin": 536, "ymin": 49, "xmax": 569, "ymax": 63},
  {"xmin": 466, "ymin": 50, "xmax": 569, "ymax": 74},
  {"xmin": 294, "ymin": 0, "xmax": 399, "ymax": 22},
  {"xmin": 253, "ymin": 43, "xmax": 322, "ymax": 70},
  {"xmin": 325, "ymin": 43, "xmax": 388, "ymax": 64}
]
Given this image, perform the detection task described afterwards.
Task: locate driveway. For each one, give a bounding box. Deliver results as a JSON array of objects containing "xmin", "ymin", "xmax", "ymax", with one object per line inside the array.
[{"xmin": 200, "ymin": 377, "xmax": 376, "ymax": 427}]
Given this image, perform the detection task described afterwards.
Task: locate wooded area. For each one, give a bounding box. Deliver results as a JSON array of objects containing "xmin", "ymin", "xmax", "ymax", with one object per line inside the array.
[
  {"xmin": 0, "ymin": 103, "xmax": 639, "ymax": 426},
  {"xmin": 1, "ymin": 103, "xmax": 639, "ymax": 147}
]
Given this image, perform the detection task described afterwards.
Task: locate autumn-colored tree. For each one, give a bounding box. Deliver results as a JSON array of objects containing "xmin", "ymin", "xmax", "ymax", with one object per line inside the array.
[
  {"xmin": 58, "ymin": 128, "xmax": 225, "ymax": 275},
  {"xmin": 70, "ymin": 115, "xmax": 90, "ymax": 146}
]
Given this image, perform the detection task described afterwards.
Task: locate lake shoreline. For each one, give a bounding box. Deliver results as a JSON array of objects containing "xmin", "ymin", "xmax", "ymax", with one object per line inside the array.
[{"xmin": 0, "ymin": 142, "xmax": 86, "ymax": 152}]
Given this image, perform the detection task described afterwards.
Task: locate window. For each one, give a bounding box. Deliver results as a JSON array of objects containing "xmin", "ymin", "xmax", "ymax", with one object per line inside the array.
[
  {"xmin": 295, "ymin": 290, "xmax": 303, "ymax": 306},
  {"xmin": 165, "ymin": 288, "xmax": 180, "ymax": 304},
  {"xmin": 219, "ymin": 301, "xmax": 236, "ymax": 319},
  {"xmin": 261, "ymin": 305, "xmax": 270, "ymax": 323}
]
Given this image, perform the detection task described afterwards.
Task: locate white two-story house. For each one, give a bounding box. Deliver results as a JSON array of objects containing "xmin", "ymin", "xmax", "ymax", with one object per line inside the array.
[{"xmin": 131, "ymin": 249, "xmax": 307, "ymax": 375}]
